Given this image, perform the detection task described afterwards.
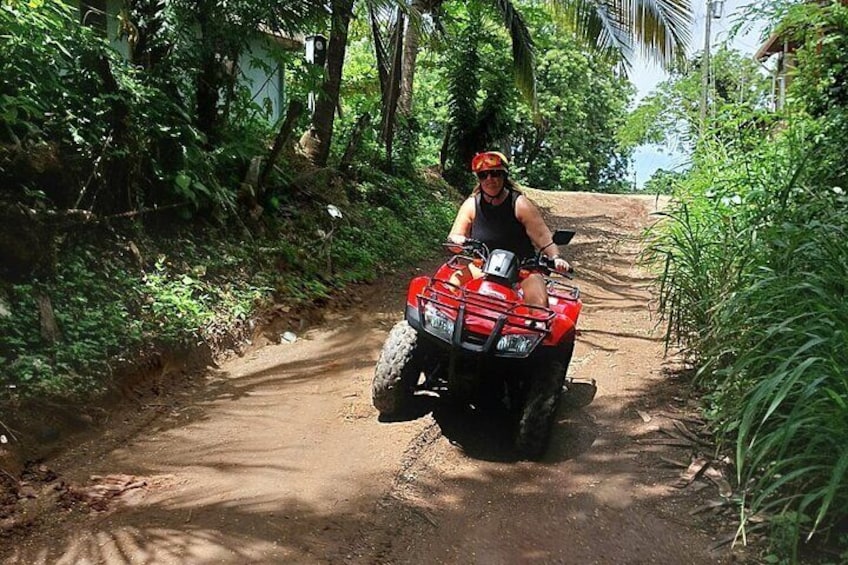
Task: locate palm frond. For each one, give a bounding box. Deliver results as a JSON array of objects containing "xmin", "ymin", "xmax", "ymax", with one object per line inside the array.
[
  {"xmin": 404, "ymin": 0, "xmax": 433, "ymax": 38},
  {"xmin": 361, "ymin": 0, "xmax": 404, "ymax": 15},
  {"xmin": 490, "ymin": 0, "xmax": 537, "ymax": 106},
  {"xmin": 367, "ymin": 2, "xmax": 403, "ymax": 97},
  {"xmin": 625, "ymin": 0, "xmax": 692, "ymax": 66},
  {"xmin": 548, "ymin": 0, "xmax": 633, "ymax": 63},
  {"xmin": 548, "ymin": 0, "xmax": 692, "ymax": 69},
  {"xmin": 266, "ymin": 1, "xmax": 328, "ymax": 35}
]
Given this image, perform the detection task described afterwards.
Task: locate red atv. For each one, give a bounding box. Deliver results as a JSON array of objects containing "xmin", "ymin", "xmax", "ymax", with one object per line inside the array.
[{"xmin": 372, "ymin": 230, "xmax": 582, "ymax": 459}]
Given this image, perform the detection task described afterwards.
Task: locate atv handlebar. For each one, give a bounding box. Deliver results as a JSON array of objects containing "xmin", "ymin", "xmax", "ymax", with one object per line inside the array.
[
  {"xmin": 525, "ymin": 255, "xmax": 575, "ymax": 279},
  {"xmin": 442, "ymin": 238, "xmax": 489, "ymax": 260},
  {"xmin": 443, "ymin": 238, "xmax": 574, "ymax": 278}
]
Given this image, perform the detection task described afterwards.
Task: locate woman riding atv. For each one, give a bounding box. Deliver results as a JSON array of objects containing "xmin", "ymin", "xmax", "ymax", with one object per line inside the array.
[{"xmin": 447, "ymin": 151, "xmax": 572, "ymax": 307}]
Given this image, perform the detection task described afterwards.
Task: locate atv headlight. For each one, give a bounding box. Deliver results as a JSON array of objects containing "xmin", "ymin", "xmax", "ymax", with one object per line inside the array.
[
  {"xmin": 423, "ymin": 303, "xmax": 455, "ymax": 341},
  {"xmin": 496, "ymin": 334, "xmax": 540, "ymax": 356}
]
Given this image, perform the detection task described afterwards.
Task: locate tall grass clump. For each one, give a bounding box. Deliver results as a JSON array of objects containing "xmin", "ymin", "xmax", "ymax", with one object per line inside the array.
[
  {"xmin": 650, "ymin": 133, "xmax": 848, "ymax": 556},
  {"xmin": 646, "ymin": 1, "xmax": 848, "ymax": 554},
  {"xmin": 642, "ymin": 141, "xmax": 757, "ymax": 361},
  {"xmin": 710, "ymin": 202, "xmax": 848, "ymax": 557}
]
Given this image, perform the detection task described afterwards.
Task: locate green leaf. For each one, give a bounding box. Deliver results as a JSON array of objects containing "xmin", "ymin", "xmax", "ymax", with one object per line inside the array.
[{"xmin": 175, "ymin": 173, "xmax": 192, "ymax": 191}]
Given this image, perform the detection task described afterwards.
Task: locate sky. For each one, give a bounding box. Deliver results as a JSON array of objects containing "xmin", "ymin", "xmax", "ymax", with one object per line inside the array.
[{"xmin": 629, "ymin": 0, "xmax": 769, "ymax": 188}]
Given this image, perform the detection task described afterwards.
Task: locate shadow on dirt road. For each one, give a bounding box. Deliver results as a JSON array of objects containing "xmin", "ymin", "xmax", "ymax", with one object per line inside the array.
[{"xmin": 1, "ymin": 192, "xmax": 748, "ymax": 565}]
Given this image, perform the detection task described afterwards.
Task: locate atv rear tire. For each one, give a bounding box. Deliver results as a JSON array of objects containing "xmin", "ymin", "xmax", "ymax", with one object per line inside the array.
[
  {"xmin": 515, "ymin": 342, "xmax": 574, "ymax": 459},
  {"xmin": 372, "ymin": 321, "xmax": 424, "ymax": 416}
]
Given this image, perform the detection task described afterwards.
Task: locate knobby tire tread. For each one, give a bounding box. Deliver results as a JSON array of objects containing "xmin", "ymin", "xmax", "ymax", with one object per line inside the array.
[
  {"xmin": 372, "ymin": 321, "xmax": 421, "ymax": 416},
  {"xmin": 516, "ymin": 342, "xmax": 574, "ymax": 459}
]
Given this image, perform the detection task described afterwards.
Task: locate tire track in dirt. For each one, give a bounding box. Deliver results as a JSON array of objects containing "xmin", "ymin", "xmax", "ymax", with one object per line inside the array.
[
  {"xmin": 1, "ymin": 192, "xmax": 738, "ymax": 565},
  {"xmin": 339, "ymin": 191, "xmax": 736, "ymax": 564}
]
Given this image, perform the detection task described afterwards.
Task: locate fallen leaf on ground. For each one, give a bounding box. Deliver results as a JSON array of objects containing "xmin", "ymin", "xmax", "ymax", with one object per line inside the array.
[
  {"xmin": 675, "ymin": 456, "xmax": 709, "ymax": 488},
  {"xmin": 704, "ymin": 467, "xmax": 733, "ymax": 498}
]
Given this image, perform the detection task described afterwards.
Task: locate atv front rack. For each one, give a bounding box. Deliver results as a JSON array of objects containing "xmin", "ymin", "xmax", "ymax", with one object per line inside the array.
[
  {"xmin": 546, "ymin": 277, "xmax": 581, "ymax": 300},
  {"xmin": 412, "ymin": 278, "xmax": 553, "ymax": 358}
]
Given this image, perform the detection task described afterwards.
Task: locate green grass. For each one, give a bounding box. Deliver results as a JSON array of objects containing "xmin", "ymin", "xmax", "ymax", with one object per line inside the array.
[
  {"xmin": 645, "ymin": 119, "xmax": 848, "ymax": 559},
  {"xmin": 0, "ymin": 170, "xmax": 456, "ymax": 402}
]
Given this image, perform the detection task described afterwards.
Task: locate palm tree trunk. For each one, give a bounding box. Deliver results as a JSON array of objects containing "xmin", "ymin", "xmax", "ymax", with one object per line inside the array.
[
  {"xmin": 397, "ymin": 22, "xmax": 417, "ymax": 116},
  {"xmin": 195, "ymin": 0, "xmax": 220, "ymax": 146},
  {"xmin": 381, "ymin": 9, "xmax": 405, "ymax": 166},
  {"xmin": 300, "ymin": 0, "xmax": 354, "ymax": 166},
  {"xmin": 398, "ymin": 0, "xmax": 432, "ymax": 117}
]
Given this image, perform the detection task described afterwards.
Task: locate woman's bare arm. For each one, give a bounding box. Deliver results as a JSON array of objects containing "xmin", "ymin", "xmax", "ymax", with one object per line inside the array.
[
  {"xmin": 515, "ymin": 195, "xmax": 557, "ymax": 256},
  {"xmin": 448, "ymin": 197, "xmax": 476, "ymax": 242},
  {"xmin": 516, "ymin": 195, "xmax": 572, "ymax": 272}
]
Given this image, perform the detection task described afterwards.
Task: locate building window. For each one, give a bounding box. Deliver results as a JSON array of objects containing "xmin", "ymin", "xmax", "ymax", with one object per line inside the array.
[{"xmin": 80, "ymin": 0, "xmax": 108, "ymax": 37}]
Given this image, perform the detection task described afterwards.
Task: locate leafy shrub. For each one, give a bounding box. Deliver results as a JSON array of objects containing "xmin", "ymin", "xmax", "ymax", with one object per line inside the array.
[
  {"xmin": 646, "ymin": 6, "xmax": 848, "ymax": 551},
  {"xmin": 0, "ymin": 170, "xmax": 456, "ymax": 401},
  {"xmin": 0, "ymin": 0, "xmax": 272, "ymax": 218},
  {"xmin": 0, "ymin": 248, "xmax": 143, "ymax": 397},
  {"xmin": 303, "ymin": 169, "xmax": 455, "ymax": 283}
]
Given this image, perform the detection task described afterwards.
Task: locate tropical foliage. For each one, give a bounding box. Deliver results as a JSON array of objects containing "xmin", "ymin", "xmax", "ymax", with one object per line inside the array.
[
  {"xmin": 340, "ymin": 1, "xmax": 636, "ymax": 191},
  {"xmin": 510, "ymin": 6, "xmax": 634, "ymax": 192},
  {"xmin": 2, "ymin": 0, "xmax": 669, "ymax": 399},
  {"xmin": 0, "ymin": 168, "xmax": 455, "ymax": 398},
  {"xmin": 644, "ymin": 2, "xmax": 848, "ymax": 559},
  {"xmin": 550, "ymin": 0, "xmax": 692, "ymax": 67},
  {"xmin": 10, "ymin": 0, "xmax": 848, "ymax": 559},
  {"xmin": 624, "ymin": 45, "xmax": 772, "ymax": 153}
]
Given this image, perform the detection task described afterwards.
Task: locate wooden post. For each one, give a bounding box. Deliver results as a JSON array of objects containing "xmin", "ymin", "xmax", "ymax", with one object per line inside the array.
[
  {"xmin": 340, "ymin": 113, "xmax": 372, "ymax": 170},
  {"xmin": 259, "ymin": 100, "xmax": 305, "ymax": 189}
]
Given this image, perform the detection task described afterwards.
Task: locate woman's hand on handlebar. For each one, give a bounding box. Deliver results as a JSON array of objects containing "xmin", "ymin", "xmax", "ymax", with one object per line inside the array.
[
  {"xmin": 553, "ymin": 257, "xmax": 572, "ymax": 274},
  {"xmin": 444, "ymin": 236, "xmax": 488, "ymax": 259},
  {"xmin": 445, "ymin": 234, "xmax": 467, "ymax": 254}
]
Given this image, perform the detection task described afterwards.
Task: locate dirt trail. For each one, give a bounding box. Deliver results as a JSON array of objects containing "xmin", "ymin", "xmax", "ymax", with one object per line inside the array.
[{"xmin": 1, "ymin": 191, "xmax": 735, "ymax": 564}]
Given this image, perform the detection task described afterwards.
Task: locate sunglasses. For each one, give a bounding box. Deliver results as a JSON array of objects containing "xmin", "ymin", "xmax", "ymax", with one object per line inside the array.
[{"xmin": 476, "ymin": 170, "xmax": 506, "ymax": 180}]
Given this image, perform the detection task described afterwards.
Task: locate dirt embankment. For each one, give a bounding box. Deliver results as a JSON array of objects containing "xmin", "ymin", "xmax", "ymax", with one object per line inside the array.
[{"xmin": 1, "ymin": 191, "xmax": 746, "ymax": 564}]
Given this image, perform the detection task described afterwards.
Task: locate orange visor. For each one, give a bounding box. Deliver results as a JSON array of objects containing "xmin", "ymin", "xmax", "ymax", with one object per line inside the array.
[{"xmin": 471, "ymin": 151, "xmax": 509, "ymax": 173}]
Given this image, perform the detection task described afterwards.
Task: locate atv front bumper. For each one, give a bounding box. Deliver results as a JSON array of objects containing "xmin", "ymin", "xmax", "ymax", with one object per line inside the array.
[{"xmin": 406, "ymin": 303, "xmax": 547, "ymax": 359}]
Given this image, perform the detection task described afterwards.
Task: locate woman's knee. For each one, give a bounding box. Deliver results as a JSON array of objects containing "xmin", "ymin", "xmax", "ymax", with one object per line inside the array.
[
  {"xmin": 522, "ymin": 274, "xmax": 547, "ymax": 306},
  {"xmin": 450, "ymin": 263, "xmax": 482, "ymax": 287}
]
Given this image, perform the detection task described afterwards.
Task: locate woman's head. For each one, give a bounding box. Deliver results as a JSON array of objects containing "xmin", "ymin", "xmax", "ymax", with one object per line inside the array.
[
  {"xmin": 471, "ymin": 151, "xmax": 509, "ymax": 198},
  {"xmin": 471, "ymin": 151, "xmax": 509, "ymax": 174}
]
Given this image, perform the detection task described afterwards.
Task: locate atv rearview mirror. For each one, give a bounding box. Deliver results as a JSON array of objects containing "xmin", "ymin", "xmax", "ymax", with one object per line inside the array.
[{"xmin": 552, "ymin": 230, "xmax": 575, "ymax": 246}]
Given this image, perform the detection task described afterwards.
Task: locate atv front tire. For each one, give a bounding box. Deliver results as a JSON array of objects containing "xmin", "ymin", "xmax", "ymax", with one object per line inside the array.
[
  {"xmin": 515, "ymin": 342, "xmax": 574, "ymax": 459},
  {"xmin": 372, "ymin": 321, "xmax": 424, "ymax": 416}
]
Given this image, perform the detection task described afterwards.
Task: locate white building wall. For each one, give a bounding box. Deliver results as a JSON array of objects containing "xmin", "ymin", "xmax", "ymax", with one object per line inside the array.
[
  {"xmin": 74, "ymin": 0, "xmax": 288, "ymax": 123},
  {"xmin": 239, "ymin": 36, "xmax": 286, "ymax": 123}
]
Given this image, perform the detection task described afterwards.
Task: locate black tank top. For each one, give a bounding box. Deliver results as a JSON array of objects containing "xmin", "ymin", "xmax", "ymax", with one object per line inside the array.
[{"xmin": 470, "ymin": 189, "xmax": 535, "ymax": 260}]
